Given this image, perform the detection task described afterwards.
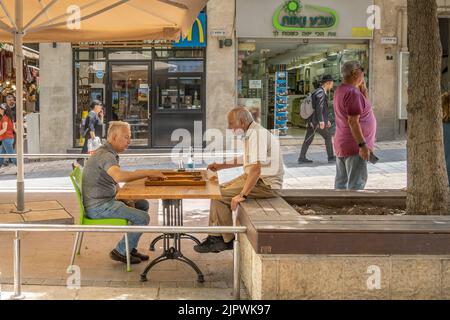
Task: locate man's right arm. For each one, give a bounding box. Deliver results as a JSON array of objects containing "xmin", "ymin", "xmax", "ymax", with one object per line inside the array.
[
  {"xmin": 348, "ymin": 115, "xmax": 370, "ymax": 161},
  {"xmin": 314, "ymin": 90, "xmax": 326, "ymax": 129},
  {"xmin": 107, "ymin": 166, "xmax": 165, "ymax": 183},
  {"xmin": 87, "ymin": 114, "xmax": 96, "ymax": 139},
  {"xmin": 208, "ymin": 156, "xmax": 244, "ymax": 171}
]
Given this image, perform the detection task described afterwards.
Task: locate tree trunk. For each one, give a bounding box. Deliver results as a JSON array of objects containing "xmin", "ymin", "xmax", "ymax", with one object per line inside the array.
[{"xmin": 407, "ymin": 0, "xmax": 449, "ymax": 214}]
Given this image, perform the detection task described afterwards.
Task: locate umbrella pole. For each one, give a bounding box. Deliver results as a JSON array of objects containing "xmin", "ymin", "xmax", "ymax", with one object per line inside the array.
[{"xmin": 15, "ymin": 0, "xmax": 26, "ymax": 213}]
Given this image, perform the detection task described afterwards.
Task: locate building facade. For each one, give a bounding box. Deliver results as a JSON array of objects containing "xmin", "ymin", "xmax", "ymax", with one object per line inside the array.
[{"xmin": 38, "ymin": 0, "xmax": 449, "ymax": 153}]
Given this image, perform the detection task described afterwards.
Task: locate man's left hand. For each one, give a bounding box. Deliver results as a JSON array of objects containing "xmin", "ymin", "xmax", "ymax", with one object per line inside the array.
[
  {"xmin": 327, "ymin": 121, "xmax": 332, "ymax": 128},
  {"xmin": 231, "ymin": 194, "xmax": 246, "ymax": 211}
]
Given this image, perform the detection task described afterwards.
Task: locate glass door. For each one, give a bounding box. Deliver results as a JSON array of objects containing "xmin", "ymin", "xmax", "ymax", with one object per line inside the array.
[{"xmin": 109, "ymin": 63, "xmax": 151, "ymax": 147}]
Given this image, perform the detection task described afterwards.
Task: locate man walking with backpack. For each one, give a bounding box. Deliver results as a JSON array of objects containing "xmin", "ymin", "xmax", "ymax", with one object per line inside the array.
[{"xmin": 298, "ymin": 74, "xmax": 336, "ymax": 164}]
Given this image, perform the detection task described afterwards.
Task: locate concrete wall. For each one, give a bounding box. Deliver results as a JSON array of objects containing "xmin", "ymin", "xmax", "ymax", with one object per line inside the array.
[
  {"xmin": 240, "ymin": 234, "xmax": 450, "ymax": 300},
  {"xmin": 206, "ymin": 0, "xmax": 236, "ymax": 135},
  {"xmin": 372, "ymin": 0, "xmax": 407, "ymax": 141},
  {"xmin": 39, "ymin": 43, "xmax": 73, "ymax": 153}
]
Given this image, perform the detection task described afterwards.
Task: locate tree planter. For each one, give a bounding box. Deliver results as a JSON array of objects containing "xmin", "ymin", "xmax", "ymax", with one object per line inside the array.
[{"xmin": 238, "ymin": 190, "xmax": 450, "ymax": 300}]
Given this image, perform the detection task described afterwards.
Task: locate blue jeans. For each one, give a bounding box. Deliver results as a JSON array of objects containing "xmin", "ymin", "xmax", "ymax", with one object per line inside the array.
[
  {"xmin": 85, "ymin": 199, "xmax": 150, "ymax": 255},
  {"xmin": 0, "ymin": 138, "xmax": 16, "ymax": 167},
  {"xmin": 335, "ymin": 155, "xmax": 368, "ymax": 190}
]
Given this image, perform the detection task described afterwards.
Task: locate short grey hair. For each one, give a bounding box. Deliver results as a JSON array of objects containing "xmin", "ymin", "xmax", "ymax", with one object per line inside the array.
[
  {"xmin": 228, "ymin": 107, "xmax": 254, "ymax": 125},
  {"xmin": 341, "ymin": 61, "xmax": 361, "ymax": 80},
  {"xmin": 107, "ymin": 121, "xmax": 130, "ymax": 140}
]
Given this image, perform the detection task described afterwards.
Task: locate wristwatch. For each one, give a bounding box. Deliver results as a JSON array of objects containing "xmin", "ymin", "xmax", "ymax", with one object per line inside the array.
[
  {"xmin": 358, "ymin": 141, "xmax": 367, "ymax": 148},
  {"xmin": 240, "ymin": 193, "xmax": 248, "ymax": 200}
]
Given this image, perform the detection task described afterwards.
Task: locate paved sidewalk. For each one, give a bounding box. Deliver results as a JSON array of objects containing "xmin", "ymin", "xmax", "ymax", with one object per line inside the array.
[
  {"xmin": 0, "ymin": 193, "xmax": 246, "ymax": 300},
  {"xmin": 0, "ymin": 285, "xmax": 247, "ymax": 300},
  {"xmin": 0, "ymin": 140, "xmax": 407, "ymax": 191}
]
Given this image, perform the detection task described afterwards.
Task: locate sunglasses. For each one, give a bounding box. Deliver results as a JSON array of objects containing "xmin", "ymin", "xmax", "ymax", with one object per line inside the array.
[{"xmin": 354, "ymin": 66, "xmax": 365, "ymax": 73}]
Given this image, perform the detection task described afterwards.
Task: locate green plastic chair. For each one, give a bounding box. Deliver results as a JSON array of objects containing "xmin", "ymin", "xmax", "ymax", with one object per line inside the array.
[{"xmin": 68, "ymin": 166, "xmax": 132, "ymax": 272}]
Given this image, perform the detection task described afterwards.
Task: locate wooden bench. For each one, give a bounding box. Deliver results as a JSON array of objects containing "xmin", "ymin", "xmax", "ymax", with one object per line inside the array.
[{"xmin": 238, "ymin": 190, "xmax": 450, "ymax": 255}]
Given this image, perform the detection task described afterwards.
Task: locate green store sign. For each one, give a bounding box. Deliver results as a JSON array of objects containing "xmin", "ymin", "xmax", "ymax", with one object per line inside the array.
[{"xmin": 273, "ymin": 0, "xmax": 339, "ymax": 32}]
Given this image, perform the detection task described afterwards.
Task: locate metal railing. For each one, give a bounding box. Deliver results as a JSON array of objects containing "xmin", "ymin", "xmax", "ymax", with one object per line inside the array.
[
  {"xmin": 0, "ymin": 152, "xmax": 243, "ymax": 159},
  {"xmin": 0, "ymin": 224, "xmax": 247, "ymax": 300}
]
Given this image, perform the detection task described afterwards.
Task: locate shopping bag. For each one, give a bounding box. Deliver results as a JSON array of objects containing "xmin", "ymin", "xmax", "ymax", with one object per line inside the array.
[{"xmin": 87, "ymin": 137, "xmax": 102, "ymax": 155}]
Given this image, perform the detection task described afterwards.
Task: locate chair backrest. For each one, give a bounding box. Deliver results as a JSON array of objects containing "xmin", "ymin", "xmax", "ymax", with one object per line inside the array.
[{"xmin": 70, "ymin": 166, "xmax": 86, "ymax": 224}]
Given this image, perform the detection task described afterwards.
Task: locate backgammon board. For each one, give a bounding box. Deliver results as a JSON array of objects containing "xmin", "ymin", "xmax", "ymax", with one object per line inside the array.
[{"xmin": 145, "ymin": 170, "xmax": 207, "ymax": 186}]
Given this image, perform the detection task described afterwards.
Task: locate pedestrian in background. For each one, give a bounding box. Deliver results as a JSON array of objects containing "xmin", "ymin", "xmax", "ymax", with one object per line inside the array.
[
  {"xmin": 333, "ymin": 61, "xmax": 377, "ymax": 190},
  {"xmin": 298, "ymin": 74, "xmax": 336, "ymax": 164},
  {"xmin": 75, "ymin": 100, "xmax": 104, "ymax": 167},
  {"xmin": 0, "ymin": 103, "xmax": 16, "ymax": 174}
]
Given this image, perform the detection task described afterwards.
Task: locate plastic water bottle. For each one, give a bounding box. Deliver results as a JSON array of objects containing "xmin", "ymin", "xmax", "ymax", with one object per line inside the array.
[{"xmin": 187, "ymin": 147, "xmax": 195, "ymax": 170}]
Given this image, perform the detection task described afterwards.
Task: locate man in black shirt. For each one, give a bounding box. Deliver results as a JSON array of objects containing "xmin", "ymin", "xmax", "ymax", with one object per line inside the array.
[
  {"xmin": 76, "ymin": 100, "xmax": 104, "ymax": 166},
  {"xmin": 298, "ymin": 75, "xmax": 336, "ymax": 164}
]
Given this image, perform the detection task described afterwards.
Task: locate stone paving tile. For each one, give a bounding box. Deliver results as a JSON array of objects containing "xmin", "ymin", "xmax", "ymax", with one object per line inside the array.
[
  {"xmin": 176, "ymin": 281, "xmax": 196, "ymax": 288},
  {"xmin": 159, "ymin": 281, "xmax": 178, "ymax": 288}
]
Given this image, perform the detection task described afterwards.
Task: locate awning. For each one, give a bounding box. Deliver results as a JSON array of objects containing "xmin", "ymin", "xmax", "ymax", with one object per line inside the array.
[
  {"xmin": 0, "ymin": 0, "xmax": 208, "ymax": 212},
  {"xmin": 0, "ymin": 0, "xmax": 206, "ymax": 42}
]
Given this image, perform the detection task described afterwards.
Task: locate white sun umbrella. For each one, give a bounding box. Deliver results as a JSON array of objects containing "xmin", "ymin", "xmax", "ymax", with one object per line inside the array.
[{"xmin": 0, "ymin": 0, "xmax": 208, "ymax": 212}]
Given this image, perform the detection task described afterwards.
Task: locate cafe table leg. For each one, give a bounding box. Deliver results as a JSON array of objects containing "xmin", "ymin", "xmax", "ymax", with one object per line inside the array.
[{"xmin": 140, "ymin": 199, "xmax": 205, "ymax": 283}]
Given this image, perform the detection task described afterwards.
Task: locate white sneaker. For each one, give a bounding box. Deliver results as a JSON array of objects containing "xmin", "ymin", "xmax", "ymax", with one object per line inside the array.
[{"xmin": 0, "ymin": 166, "xmax": 7, "ymax": 174}]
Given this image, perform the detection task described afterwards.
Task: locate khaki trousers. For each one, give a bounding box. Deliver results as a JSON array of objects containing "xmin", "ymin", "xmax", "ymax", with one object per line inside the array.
[{"xmin": 209, "ymin": 175, "xmax": 277, "ymax": 242}]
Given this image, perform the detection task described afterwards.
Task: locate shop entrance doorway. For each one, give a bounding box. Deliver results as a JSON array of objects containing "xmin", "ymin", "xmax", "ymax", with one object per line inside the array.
[{"xmin": 108, "ymin": 62, "xmax": 151, "ymax": 147}]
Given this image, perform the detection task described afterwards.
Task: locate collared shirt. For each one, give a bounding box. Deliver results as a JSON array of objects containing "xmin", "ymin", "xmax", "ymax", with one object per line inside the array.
[
  {"xmin": 243, "ymin": 121, "xmax": 285, "ymax": 189},
  {"xmin": 82, "ymin": 142, "xmax": 120, "ymax": 210},
  {"xmin": 333, "ymin": 83, "xmax": 377, "ymax": 157},
  {"xmin": 84, "ymin": 111, "xmax": 102, "ymax": 137}
]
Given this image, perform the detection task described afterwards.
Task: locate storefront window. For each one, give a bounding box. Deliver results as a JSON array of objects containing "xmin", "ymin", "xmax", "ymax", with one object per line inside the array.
[
  {"xmin": 155, "ymin": 60, "xmax": 203, "ymax": 73},
  {"xmin": 154, "ymin": 49, "xmax": 204, "ymax": 59},
  {"xmin": 179, "ymin": 77, "xmax": 202, "ymax": 110},
  {"xmin": 73, "ymin": 47, "xmax": 205, "ymax": 148},
  {"xmin": 74, "ymin": 61, "xmax": 107, "ymax": 147},
  {"xmin": 238, "ymin": 40, "xmax": 369, "ymax": 136},
  {"xmin": 156, "ymin": 75, "xmax": 178, "ymax": 110},
  {"xmin": 108, "ymin": 50, "xmax": 152, "ymax": 60},
  {"xmin": 75, "ymin": 50, "xmax": 105, "ymax": 61}
]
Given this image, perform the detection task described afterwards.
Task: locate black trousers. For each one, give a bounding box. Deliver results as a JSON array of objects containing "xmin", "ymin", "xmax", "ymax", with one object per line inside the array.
[
  {"xmin": 299, "ymin": 123, "xmax": 334, "ymax": 160},
  {"xmin": 76, "ymin": 134, "xmax": 91, "ymax": 166}
]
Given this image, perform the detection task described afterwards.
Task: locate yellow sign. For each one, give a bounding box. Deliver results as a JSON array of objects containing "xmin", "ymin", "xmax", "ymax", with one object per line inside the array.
[
  {"xmin": 352, "ymin": 27, "xmax": 373, "ymax": 38},
  {"xmin": 174, "ymin": 13, "xmax": 206, "ymax": 47}
]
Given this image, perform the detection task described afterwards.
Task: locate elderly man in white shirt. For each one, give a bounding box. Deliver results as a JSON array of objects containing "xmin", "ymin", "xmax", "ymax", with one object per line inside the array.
[{"xmin": 194, "ymin": 107, "xmax": 285, "ymax": 253}]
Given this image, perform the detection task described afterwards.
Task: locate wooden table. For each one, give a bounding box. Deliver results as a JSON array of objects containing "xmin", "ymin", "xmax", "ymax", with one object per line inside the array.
[{"xmin": 116, "ymin": 171, "xmax": 221, "ymax": 283}]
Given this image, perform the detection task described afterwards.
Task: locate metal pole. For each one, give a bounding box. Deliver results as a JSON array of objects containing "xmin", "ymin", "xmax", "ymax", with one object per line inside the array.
[
  {"xmin": 11, "ymin": 231, "xmax": 24, "ymax": 300},
  {"xmin": 232, "ymin": 209, "xmax": 240, "ymax": 300},
  {"xmin": 233, "ymin": 233, "xmax": 240, "ymax": 300},
  {"xmin": 15, "ymin": 0, "xmax": 26, "ymax": 213}
]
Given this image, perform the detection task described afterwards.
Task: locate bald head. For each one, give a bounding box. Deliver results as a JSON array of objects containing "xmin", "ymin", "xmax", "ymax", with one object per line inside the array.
[
  {"xmin": 228, "ymin": 107, "xmax": 254, "ymax": 125},
  {"xmin": 227, "ymin": 107, "xmax": 254, "ymax": 136}
]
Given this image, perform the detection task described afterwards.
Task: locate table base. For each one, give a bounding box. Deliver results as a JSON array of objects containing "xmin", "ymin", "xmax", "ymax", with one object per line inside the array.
[{"xmin": 140, "ymin": 199, "xmax": 205, "ymax": 283}]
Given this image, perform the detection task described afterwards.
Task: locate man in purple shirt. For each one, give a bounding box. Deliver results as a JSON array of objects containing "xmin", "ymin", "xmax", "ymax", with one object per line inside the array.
[{"xmin": 333, "ymin": 61, "xmax": 377, "ymax": 190}]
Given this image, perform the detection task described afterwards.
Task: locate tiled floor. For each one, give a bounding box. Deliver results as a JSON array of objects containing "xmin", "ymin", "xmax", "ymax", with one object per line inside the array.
[{"xmin": 0, "ymin": 193, "xmax": 240, "ymax": 299}]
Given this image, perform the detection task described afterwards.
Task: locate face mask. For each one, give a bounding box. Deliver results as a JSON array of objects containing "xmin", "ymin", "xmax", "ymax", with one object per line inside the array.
[{"xmin": 232, "ymin": 128, "xmax": 245, "ymax": 137}]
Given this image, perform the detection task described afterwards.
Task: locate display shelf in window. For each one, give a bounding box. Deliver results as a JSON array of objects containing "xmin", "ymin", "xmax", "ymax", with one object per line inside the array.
[
  {"xmin": 265, "ymin": 74, "xmax": 276, "ymax": 130},
  {"xmin": 274, "ymin": 71, "xmax": 288, "ymax": 136}
]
